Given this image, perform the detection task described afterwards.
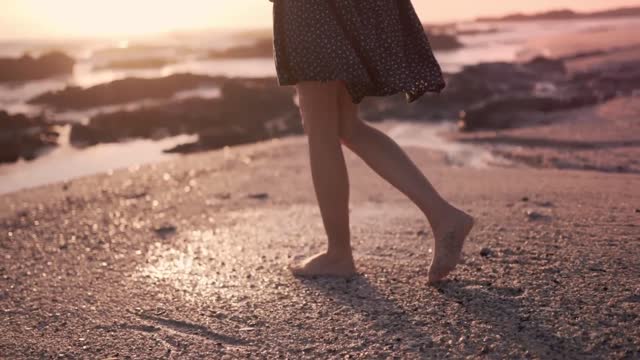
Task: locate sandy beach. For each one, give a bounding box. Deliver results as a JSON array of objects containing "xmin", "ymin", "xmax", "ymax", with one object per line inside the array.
[
  {"xmin": 2, "ymin": 10, "xmax": 640, "ymax": 359},
  {"xmin": 1, "ymin": 131, "xmax": 639, "ymax": 358}
]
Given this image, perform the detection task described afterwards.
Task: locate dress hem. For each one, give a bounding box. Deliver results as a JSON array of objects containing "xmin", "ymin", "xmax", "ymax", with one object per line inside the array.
[{"xmin": 275, "ymin": 76, "xmax": 446, "ymax": 104}]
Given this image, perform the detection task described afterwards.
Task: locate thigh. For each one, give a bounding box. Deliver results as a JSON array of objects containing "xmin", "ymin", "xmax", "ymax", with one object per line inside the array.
[{"xmin": 296, "ymin": 80, "xmax": 342, "ymax": 133}]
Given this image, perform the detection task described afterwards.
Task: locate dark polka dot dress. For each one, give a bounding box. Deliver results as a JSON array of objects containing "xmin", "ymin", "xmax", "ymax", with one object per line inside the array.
[{"xmin": 270, "ymin": 0, "xmax": 446, "ymax": 104}]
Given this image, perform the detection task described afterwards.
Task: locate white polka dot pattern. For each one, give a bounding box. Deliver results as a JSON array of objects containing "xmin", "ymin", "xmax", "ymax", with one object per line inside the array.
[{"xmin": 271, "ymin": 0, "xmax": 446, "ymax": 104}]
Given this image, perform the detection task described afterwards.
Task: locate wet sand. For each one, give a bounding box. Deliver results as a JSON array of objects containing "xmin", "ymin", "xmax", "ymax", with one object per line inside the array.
[{"xmin": 1, "ymin": 133, "xmax": 638, "ymax": 358}]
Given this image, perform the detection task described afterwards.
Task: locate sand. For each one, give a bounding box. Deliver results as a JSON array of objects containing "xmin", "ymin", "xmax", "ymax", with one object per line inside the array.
[
  {"xmin": 2, "ymin": 17, "xmax": 640, "ymax": 359},
  {"xmin": 1, "ymin": 131, "xmax": 638, "ymax": 358}
]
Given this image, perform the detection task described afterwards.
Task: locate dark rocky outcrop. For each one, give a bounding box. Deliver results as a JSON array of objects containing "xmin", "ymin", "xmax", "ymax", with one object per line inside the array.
[
  {"xmin": 0, "ymin": 51, "xmax": 75, "ymax": 82},
  {"xmin": 70, "ymin": 78, "xmax": 302, "ymax": 152},
  {"xmin": 423, "ymin": 25, "xmax": 465, "ymax": 50},
  {"xmin": 425, "ymin": 32, "xmax": 464, "ymax": 51},
  {"xmin": 29, "ymin": 73, "xmax": 224, "ymax": 110},
  {"xmin": 458, "ymin": 95, "xmax": 599, "ymax": 131},
  {"xmin": 26, "ymin": 53, "xmax": 640, "ymax": 158},
  {"xmin": 569, "ymin": 61, "xmax": 640, "ymax": 101},
  {"xmin": 456, "ymin": 58, "xmax": 640, "ymax": 131},
  {"xmin": 359, "ymin": 56, "xmax": 568, "ymax": 122},
  {"xmin": 358, "ymin": 55, "xmax": 640, "ymax": 132},
  {"xmin": 445, "ymin": 57, "xmax": 567, "ymax": 101},
  {"xmin": 0, "ymin": 111, "xmax": 59, "ymax": 163}
]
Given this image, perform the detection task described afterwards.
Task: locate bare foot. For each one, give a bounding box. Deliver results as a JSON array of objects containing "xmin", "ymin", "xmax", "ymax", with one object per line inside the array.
[
  {"xmin": 428, "ymin": 207, "xmax": 475, "ymax": 284},
  {"xmin": 288, "ymin": 252, "xmax": 357, "ymax": 278}
]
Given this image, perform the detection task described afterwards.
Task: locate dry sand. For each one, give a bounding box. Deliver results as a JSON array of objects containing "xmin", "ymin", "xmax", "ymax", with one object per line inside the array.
[{"xmin": 1, "ymin": 130, "xmax": 639, "ymax": 358}]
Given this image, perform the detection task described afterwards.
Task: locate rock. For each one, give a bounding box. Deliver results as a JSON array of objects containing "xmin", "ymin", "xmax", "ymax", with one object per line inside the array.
[
  {"xmin": 0, "ymin": 111, "xmax": 60, "ymax": 163},
  {"xmin": 359, "ymin": 56, "xmax": 567, "ymax": 123},
  {"xmin": 29, "ymin": 73, "xmax": 224, "ymax": 110},
  {"xmin": 574, "ymin": 61, "xmax": 640, "ymax": 101},
  {"xmin": 479, "ymin": 345, "xmax": 492, "ymax": 355},
  {"xmin": 0, "ymin": 51, "xmax": 75, "ymax": 82},
  {"xmin": 447, "ymin": 58, "xmax": 565, "ymax": 100},
  {"xmin": 480, "ymin": 248, "xmax": 492, "ymax": 257},
  {"xmin": 525, "ymin": 209, "xmax": 548, "ymax": 221},
  {"xmin": 247, "ymin": 193, "xmax": 269, "ymax": 200},
  {"xmin": 69, "ymin": 77, "xmax": 302, "ymax": 152},
  {"xmin": 425, "ymin": 32, "xmax": 463, "ymax": 51},
  {"xmin": 523, "ymin": 56, "xmax": 567, "ymax": 75},
  {"xmin": 164, "ymin": 126, "xmax": 263, "ymax": 154},
  {"xmin": 458, "ymin": 93, "xmax": 599, "ymax": 131},
  {"xmin": 69, "ymin": 124, "xmax": 106, "ymax": 147},
  {"xmin": 154, "ymin": 225, "xmax": 177, "ymax": 238},
  {"xmin": 587, "ymin": 266, "xmax": 606, "ymax": 272},
  {"xmin": 535, "ymin": 201, "xmax": 554, "ymax": 207}
]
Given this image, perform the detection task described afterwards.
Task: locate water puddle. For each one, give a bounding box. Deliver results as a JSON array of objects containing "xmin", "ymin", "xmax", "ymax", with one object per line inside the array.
[{"xmin": 0, "ymin": 126, "xmax": 196, "ymax": 194}]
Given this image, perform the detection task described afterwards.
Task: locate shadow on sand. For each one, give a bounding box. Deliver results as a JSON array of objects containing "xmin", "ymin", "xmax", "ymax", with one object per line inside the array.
[
  {"xmin": 435, "ymin": 279, "xmax": 586, "ymax": 358},
  {"xmin": 295, "ymin": 274, "xmax": 440, "ymax": 356},
  {"xmin": 295, "ymin": 275, "xmax": 585, "ymax": 357}
]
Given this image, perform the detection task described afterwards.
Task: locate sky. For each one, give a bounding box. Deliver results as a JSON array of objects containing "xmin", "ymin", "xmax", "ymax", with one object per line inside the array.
[{"xmin": 0, "ymin": 0, "xmax": 639, "ymax": 39}]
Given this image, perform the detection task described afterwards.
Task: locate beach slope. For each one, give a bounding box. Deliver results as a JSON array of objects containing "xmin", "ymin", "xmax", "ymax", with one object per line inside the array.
[{"xmin": 1, "ymin": 135, "xmax": 638, "ymax": 358}]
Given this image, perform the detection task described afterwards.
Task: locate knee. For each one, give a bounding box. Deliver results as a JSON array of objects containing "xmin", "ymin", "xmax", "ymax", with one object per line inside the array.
[{"xmin": 338, "ymin": 114, "xmax": 364, "ymax": 145}]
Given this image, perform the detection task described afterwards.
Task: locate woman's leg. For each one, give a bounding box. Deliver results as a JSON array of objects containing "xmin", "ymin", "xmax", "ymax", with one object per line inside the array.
[
  {"xmin": 288, "ymin": 80, "xmax": 356, "ymax": 277},
  {"xmin": 336, "ymin": 82, "xmax": 474, "ymax": 283}
]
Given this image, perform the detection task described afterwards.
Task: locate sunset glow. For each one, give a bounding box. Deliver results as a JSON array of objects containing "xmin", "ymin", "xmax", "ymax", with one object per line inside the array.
[{"xmin": 1, "ymin": 0, "xmax": 639, "ymax": 39}]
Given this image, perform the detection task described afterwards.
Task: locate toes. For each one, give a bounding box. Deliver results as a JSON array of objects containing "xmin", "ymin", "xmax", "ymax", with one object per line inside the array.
[{"xmin": 287, "ymin": 263, "xmax": 310, "ymax": 277}]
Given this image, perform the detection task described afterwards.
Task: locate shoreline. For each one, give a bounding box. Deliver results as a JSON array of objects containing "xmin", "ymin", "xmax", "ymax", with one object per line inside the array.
[
  {"xmin": 1, "ymin": 134, "xmax": 638, "ymax": 358},
  {"xmin": 0, "ymin": 120, "xmax": 506, "ymax": 196},
  {"xmin": 2, "ymin": 17, "xmax": 640, "ymax": 181}
]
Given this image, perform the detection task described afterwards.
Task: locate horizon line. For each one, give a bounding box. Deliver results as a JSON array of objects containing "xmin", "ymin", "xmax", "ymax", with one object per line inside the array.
[{"xmin": 1, "ymin": 3, "xmax": 638, "ymax": 43}]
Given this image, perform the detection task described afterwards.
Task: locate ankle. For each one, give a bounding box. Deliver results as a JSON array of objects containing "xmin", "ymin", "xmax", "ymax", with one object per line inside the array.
[
  {"xmin": 425, "ymin": 201, "xmax": 455, "ymax": 230},
  {"xmin": 326, "ymin": 246, "xmax": 353, "ymax": 260}
]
